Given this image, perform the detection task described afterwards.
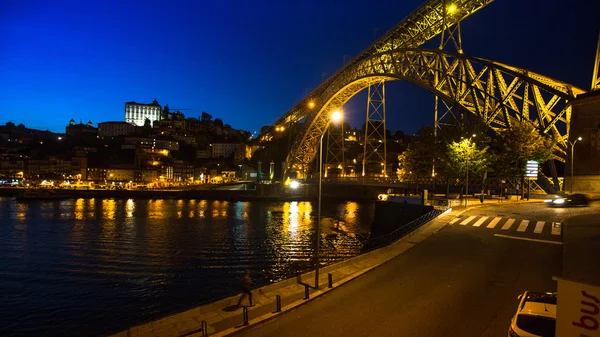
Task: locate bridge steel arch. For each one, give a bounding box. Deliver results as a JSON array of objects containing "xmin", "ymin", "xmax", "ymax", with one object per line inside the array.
[{"xmin": 285, "ymin": 48, "xmax": 586, "ymax": 178}]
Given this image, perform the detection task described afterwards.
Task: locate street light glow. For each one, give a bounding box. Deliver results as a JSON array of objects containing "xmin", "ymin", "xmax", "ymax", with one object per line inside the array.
[
  {"xmin": 447, "ymin": 4, "xmax": 457, "ymax": 13},
  {"xmin": 308, "ymin": 101, "xmax": 315, "ymax": 109},
  {"xmin": 289, "ymin": 180, "xmax": 300, "ymax": 189},
  {"xmin": 331, "ymin": 110, "xmax": 343, "ymax": 123},
  {"xmin": 578, "ymin": 136, "xmax": 582, "ymax": 141}
]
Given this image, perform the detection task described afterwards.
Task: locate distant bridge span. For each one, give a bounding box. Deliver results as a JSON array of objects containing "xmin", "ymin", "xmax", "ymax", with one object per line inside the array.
[{"xmin": 259, "ymin": 0, "xmax": 588, "ymax": 179}]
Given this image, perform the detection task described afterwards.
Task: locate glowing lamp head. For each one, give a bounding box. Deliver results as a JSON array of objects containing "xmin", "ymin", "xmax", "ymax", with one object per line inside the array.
[
  {"xmin": 308, "ymin": 101, "xmax": 315, "ymax": 109},
  {"xmin": 447, "ymin": 4, "xmax": 457, "ymax": 13},
  {"xmin": 578, "ymin": 137, "xmax": 582, "ymax": 141},
  {"xmin": 289, "ymin": 180, "xmax": 300, "ymax": 189},
  {"xmin": 331, "ymin": 110, "xmax": 343, "ymax": 124}
]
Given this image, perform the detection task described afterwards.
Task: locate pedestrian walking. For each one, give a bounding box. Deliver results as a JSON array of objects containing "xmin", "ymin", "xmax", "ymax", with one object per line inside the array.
[{"xmin": 237, "ymin": 270, "xmax": 252, "ymax": 308}]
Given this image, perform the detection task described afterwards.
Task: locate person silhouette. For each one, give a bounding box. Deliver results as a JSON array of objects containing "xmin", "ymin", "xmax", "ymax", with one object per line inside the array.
[{"xmin": 237, "ymin": 270, "xmax": 252, "ymax": 308}]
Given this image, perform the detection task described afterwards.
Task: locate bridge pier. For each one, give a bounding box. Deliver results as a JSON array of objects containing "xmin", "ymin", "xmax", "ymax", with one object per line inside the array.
[{"xmin": 567, "ymin": 91, "xmax": 600, "ymax": 194}]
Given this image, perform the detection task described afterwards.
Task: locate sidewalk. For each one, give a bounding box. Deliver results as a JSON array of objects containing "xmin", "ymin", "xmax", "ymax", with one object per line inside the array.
[
  {"xmin": 562, "ymin": 214, "xmax": 600, "ymax": 285},
  {"xmin": 108, "ymin": 199, "xmax": 539, "ymax": 337}
]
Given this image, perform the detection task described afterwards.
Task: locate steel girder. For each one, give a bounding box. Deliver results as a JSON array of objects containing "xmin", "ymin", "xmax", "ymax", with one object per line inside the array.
[
  {"xmin": 286, "ymin": 48, "xmax": 586, "ymax": 178},
  {"xmin": 261, "ymin": 0, "xmax": 494, "ymax": 142}
]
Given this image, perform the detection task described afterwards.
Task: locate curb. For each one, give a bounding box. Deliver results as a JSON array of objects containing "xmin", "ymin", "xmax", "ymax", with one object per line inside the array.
[{"xmin": 211, "ymin": 208, "xmax": 453, "ymax": 337}]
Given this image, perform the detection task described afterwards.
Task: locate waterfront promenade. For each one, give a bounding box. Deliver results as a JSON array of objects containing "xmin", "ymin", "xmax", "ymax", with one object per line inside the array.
[{"xmin": 108, "ymin": 198, "xmax": 599, "ymax": 337}]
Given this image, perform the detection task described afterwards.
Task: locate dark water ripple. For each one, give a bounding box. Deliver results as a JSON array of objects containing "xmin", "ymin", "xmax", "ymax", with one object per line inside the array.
[{"xmin": 0, "ymin": 198, "xmax": 373, "ymax": 337}]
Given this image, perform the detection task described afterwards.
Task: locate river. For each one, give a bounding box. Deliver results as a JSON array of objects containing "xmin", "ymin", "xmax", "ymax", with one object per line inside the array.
[{"xmin": 0, "ymin": 197, "xmax": 374, "ymax": 337}]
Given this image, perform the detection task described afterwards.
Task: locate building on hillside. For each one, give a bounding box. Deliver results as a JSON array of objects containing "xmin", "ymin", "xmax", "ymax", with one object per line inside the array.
[
  {"xmin": 125, "ymin": 99, "xmax": 162, "ymax": 127},
  {"xmin": 98, "ymin": 122, "xmax": 137, "ymax": 137},
  {"xmin": 0, "ymin": 155, "xmax": 25, "ymax": 180},
  {"xmin": 211, "ymin": 143, "xmax": 239, "ymax": 158},
  {"xmin": 106, "ymin": 168, "xmax": 135, "ymax": 182},
  {"xmin": 66, "ymin": 119, "xmax": 97, "ymax": 138},
  {"xmin": 173, "ymin": 160, "xmax": 194, "ymax": 182}
]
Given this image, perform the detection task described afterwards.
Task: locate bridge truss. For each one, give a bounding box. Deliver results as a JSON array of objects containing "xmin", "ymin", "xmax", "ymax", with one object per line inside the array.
[
  {"xmin": 286, "ymin": 48, "xmax": 586, "ymax": 178},
  {"xmin": 257, "ymin": 0, "xmax": 587, "ymax": 180}
]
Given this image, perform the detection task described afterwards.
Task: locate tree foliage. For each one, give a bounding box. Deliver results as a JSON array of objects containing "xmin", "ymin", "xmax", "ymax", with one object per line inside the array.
[
  {"xmin": 396, "ymin": 126, "xmax": 439, "ymax": 180},
  {"xmin": 201, "ymin": 111, "xmax": 212, "ymax": 122},
  {"xmin": 442, "ymin": 139, "xmax": 491, "ymax": 179},
  {"xmin": 491, "ymin": 120, "xmax": 554, "ymax": 177}
]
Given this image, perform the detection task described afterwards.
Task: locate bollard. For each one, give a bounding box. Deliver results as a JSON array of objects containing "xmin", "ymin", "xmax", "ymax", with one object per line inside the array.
[
  {"xmin": 328, "ymin": 273, "xmax": 333, "ymax": 288},
  {"xmin": 242, "ymin": 306, "xmax": 249, "ymax": 326},
  {"xmin": 304, "ymin": 284, "xmax": 310, "ymax": 299},
  {"xmin": 201, "ymin": 320, "xmax": 208, "ymax": 337},
  {"xmin": 275, "ymin": 294, "xmax": 282, "ymax": 312}
]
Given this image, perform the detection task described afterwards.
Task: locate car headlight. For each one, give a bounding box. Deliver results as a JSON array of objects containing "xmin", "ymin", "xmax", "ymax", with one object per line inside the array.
[{"xmin": 552, "ymin": 198, "xmax": 565, "ymax": 204}]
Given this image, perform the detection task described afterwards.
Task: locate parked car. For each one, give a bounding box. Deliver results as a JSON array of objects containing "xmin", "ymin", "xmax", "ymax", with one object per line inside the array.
[
  {"xmin": 508, "ymin": 291, "xmax": 556, "ymax": 337},
  {"xmin": 545, "ymin": 193, "xmax": 589, "ymax": 207}
]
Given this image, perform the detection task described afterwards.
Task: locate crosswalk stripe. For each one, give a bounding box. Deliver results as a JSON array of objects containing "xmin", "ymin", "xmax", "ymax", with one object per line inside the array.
[
  {"xmin": 486, "ymin": 217, "xmax": 502, "ymax": 229},
  {"xmin": 502, "ymin": 219, "xmax": 516, "ymax": 230},
  {"xmin": 551, "ymin": 222, "xmax": 561, "ymax": 235},
  {"xmin": 460, "ymin": 216, "xmax": 477, "ymax": 225},
  {"xmin": 449, "ymin": 217, "xmax": 461, "ymax": 224},
  {"xmin": 534, "ymin": 221, "xmax": 545, "ymax": 234},
  {"xmin": 472, "ymin": 216, "xmax": 489, "ymax": 227},
  {"xmin": 517, "ymin": 220, "xmax": 529, "ymax": 232}
]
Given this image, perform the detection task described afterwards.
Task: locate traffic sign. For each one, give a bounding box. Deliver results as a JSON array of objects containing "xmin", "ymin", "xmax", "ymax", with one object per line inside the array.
[{"xmin": 525, "ymin": 160, "xmax": 538, "ymax": 179}]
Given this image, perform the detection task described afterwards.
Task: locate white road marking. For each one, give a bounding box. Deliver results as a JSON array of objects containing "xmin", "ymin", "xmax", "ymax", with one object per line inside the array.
[
  {"xmin": 486, "ymin": 217, "xmax": 502, "ymax": 229},
  {"xmin": 534, "ymin": 221, "xmax": 545, "ymax": 234},
  {"xmin": 501, "ymin": 219, "xmax": 516, "ymax": 230},
  {"xmin": 472, "ymin": 216, "xmax": 489, "ymax": 227},
  {"xmin": 493, "ymin": 234, "xmax": 563, "ymax": 245},
  {"xmin": 517, "ymin": 220, "xmax": 529, "ymax": 232},
  {"xmin": 449, "ymin": 218, "xmax": 461, "ymax": 224},
  {"xmin": 551, "ymin": 222, "xmax": 562, "ymax": 235},
  {"xmin": 460, "ymin": 216, "xmax": 476, "ymax": 225}
]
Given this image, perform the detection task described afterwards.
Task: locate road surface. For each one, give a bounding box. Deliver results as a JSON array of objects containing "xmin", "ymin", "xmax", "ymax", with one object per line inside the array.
[{"xmin": 235, "ymin": 202, "xmax": 599, "ymax": 337}]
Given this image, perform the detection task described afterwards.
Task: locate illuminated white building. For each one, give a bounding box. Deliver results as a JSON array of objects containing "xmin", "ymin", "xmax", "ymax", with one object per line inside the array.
[{"xmin": 124, "ymin": 99, "xmax": 162, "ymax": 126}]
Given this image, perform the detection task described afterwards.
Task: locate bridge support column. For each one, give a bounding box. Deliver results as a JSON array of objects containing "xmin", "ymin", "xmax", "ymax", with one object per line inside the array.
[{"xmin": 567, "ymin": 91, "xmax": 600, "ymax": 194}]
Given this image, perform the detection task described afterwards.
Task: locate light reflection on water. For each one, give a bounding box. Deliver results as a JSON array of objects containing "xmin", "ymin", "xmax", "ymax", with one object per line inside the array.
[{"xmin": 0, "ymin": 197, "xmax": 374, "ymax": 337}]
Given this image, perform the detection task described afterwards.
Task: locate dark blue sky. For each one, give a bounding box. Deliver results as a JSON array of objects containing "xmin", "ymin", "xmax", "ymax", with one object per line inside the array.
[{"xmin": 1, "ymin": 0, "xmax": 599, "ymax": 134}]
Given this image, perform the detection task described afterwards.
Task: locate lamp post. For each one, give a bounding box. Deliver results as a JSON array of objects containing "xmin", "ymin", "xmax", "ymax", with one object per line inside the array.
[
  {"xmin": 316, "ymin": 109, "xmax": 343, "ymax": 289},
  {"xmin": 567, "ymin": 136, "xmax": 582, "ymax": 193},
  {"xmin": 464, "ymin": 134, "xmax": 476, "ymax": 208}
]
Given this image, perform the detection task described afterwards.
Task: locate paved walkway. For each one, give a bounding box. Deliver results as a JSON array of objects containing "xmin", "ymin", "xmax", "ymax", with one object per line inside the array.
[
  {"xmin": 562, "ymin": 213, "xmax": 600, "ymax": 285},
  {"xmin": 108, "ymin": 199, "xmax": 543, "ymax": 337}
]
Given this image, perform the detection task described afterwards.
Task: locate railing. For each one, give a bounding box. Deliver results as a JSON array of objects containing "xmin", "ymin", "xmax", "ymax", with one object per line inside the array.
[{"xmin": 362, "ymin": 209, "xmax": 445, "ymax": 252}]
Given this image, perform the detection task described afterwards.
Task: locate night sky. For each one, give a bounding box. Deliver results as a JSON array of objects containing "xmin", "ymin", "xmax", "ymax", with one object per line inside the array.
[{"xmin": 1, "ymin": 0, "xmax": 599, "ymax": 135}]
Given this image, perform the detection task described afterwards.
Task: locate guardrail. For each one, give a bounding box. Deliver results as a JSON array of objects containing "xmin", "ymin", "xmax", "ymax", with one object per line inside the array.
[{"xmin": 362, "ymin": 209, "xmax": 445, "ymax": 252}]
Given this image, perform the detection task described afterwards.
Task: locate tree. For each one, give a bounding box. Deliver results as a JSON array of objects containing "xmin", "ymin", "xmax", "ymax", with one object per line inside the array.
[
  {"xmin": 396, "ymin": 126, "xmax": 439, "ymax": 183},
  {"xmin": 5, "ymin": 121, "xmax": 15, "ymax": 128},
  {"xmin": 214, "ymin": 118, "xmax": 223, "ymax": 128},
  {"xmin": 201, "ymin": 111, "xmax": 212, "ymax": 122},
  {"xmin": 143, "ymin": 118, "xmax": 152, "ymax": 128},
  {"xmin": 442, "ymin": 138, "xmax": 491, "ymax": 180},
  {"xmin": 491, "ymin": 120, "xmax": 554, "ymax": 178}
]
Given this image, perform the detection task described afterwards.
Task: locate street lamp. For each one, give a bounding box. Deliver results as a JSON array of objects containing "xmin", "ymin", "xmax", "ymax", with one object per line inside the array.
[
  {"xmin": 464, "ymin": 134, "xmax": 476, "ymax": 208},
  {"xmin": 316, "ymin": 109, "xmax": 343, "ymax": 289},
  {"xmin": 567, "ymin": 136, "xmax": 582, "ymax": 193}
]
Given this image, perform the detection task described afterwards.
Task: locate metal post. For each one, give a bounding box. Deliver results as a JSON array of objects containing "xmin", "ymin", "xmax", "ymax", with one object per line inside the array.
[
  {"xmin": 571, "ymin": 142, "xmax": 574, "ymax": 194},
  {"xmin": 304, "ymin": 283, "xmax": 310, "ymax": 299},
  {"xmin": 465, "ymin": 148, "xmax": 469, "ymax": 208},
  {"xmin": 527, "ymin": 178, "xmax": 530, "ymax": 201},
  {"xmin": 275, "ymin": 294, "xmax": 281, "ymax": 312},
  {"xmin": 316, "ymin": 133, "xmax": 324, "ymax": 289},
  {"xmin": 201, "ymin": 320, "xmax": 208, "ymax": 337},
  {"xmin": 242, "ymin": 306, "xmax": 249, "ymax": 326},
  {"xmin": 328, "ymin": 273, "xmax": 333, "ymax": 288}
]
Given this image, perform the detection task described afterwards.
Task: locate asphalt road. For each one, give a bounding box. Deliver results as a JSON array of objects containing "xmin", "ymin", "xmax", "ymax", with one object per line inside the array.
[{"xmin": 235, "ymin": 202, "xmax": 599, "ymax": 337}]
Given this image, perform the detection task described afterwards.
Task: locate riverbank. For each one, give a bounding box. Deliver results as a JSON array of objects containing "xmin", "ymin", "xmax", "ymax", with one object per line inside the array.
[{"xmin": 0, "ymin": 185, "xmax": 386, "ymax": 202}]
